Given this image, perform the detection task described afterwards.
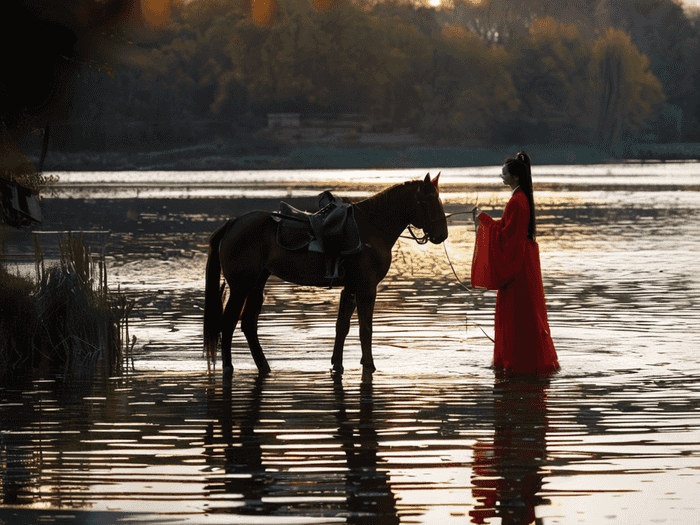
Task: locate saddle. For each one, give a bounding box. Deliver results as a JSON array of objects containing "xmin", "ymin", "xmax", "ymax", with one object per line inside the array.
[{"xmin": 273, "ymin": 190, "xmax": 362, "ymax": 280}]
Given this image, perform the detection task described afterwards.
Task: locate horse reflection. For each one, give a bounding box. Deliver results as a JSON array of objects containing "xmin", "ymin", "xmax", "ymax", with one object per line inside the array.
[
  {"xmin": 203, "ymin": 375, "xmax": 270, "ymax": 512},
  {"xmin": 203, "ymin": 374, "xmax": 398, "ymax": 521},
  {"xmin": 470, "ymin": 378, "xmax": 551, "ymax": 524},
  {"xmin": 334, "ymin": 375, "xmax": 399, "ymax": 524}
]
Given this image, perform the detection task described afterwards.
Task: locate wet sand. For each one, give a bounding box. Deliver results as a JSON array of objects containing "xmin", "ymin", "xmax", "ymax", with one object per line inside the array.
[{"xmin": 1, "ymin": 168, "xmax": 700, "ymax": 523}]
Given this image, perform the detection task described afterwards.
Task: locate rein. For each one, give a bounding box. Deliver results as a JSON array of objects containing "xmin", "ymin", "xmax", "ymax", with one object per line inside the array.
[
  {"xmin": 442, "ymin": 240, "xmax": 495, "ymax": 343},
  {"xmin": 442, "ymin": 209, "xmax": 495, "ymax": 343},
  {"xmin": 358, "ymin": 195, "xmax": 495, "ymax": 343},
  {"xmin": 407, "ymin": 207, "xmax": 474, "ymax": 244},
  {"xmin": 441, "ymin": 208, "xmax": 479, "ymax": 293}
]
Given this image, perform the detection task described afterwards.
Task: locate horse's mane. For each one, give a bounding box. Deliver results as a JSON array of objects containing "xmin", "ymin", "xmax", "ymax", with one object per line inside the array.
[{"xmin": 355, "ymin": 180, "xmax": 419, "ymax": 208}]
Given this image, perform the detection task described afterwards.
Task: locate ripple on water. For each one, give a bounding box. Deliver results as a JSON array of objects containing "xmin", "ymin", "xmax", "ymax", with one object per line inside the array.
[
  {"xmin": 2, "ymin": 172, "xmax": 699, "ymax": 523},
  {"xmin": 0, "ymin": 368, "xmax": 699, "ymax": 523}
]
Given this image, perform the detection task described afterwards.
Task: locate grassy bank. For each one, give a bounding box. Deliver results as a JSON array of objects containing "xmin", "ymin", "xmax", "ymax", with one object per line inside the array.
[{"xmin": 28, "ymin": 142, "xmax": 700, "ymax": 172}]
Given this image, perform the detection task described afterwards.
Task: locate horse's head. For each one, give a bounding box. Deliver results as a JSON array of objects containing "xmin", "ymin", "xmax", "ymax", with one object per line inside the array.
[{"xmin": 412, "ymin": 173, "xmax": 448, "ymax": 244}]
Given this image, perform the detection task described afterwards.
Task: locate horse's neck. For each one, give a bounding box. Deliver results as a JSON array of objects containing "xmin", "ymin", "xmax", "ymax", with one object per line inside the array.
[{"xmin": 357, "ymin": 182, "xmax": 415, "ymax": 243}]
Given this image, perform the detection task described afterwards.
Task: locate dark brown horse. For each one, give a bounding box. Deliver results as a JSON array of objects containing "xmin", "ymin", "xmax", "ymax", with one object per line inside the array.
[{"xmin": 204, "ymin": 174, "xmax": 448, "ymax": 381}]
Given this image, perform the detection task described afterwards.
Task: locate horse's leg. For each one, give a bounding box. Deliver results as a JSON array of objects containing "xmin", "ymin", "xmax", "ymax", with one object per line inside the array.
[
  {"xmin": 331, "ymin": 289, "xmax": 356, "ymax": 375},
  {"xmin": 241, "ymin": 271, "xmax": 272, "ymax": 375},
  {"xmin": 355, "ymin": 290, "xmax": 377, "ymax": 373},
  {"xmin": 220, "ymin": 289, "xmax": 247, "ymax": 382}
]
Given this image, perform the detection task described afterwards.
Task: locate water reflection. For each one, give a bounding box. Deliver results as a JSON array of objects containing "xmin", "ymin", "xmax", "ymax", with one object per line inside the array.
[
  {"xmin": 200, "ymin": 373, "xmax": 398, "ymax": 522},
  {"xmin": 2, "ymin": 368, "xmax": 700, "ymax": 523},
  {"xmin": 1, "ymin": 430, "xmax": 34, "ymax": 505},
  {"xmin": 470, "ymin": 378, "xmax": 550, "ymax": 524},
  {"xmin": 334, "ymin": 376, "xmax": 399, "ymax": 524},
  {"xmin": 204, "ymin": 375, "xmax": 269, "ymax": 515},
  {"xmin": 2, "ymin": 167, "xmax": 700, "ymax": 523}
]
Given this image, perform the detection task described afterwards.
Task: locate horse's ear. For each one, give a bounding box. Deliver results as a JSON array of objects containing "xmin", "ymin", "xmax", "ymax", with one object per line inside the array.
[
  {"xmin": 424, "ymin": 173, "xmax": 431, "ymax": 185},
  {"xmin": 431, "ymin": 172, "xmax": 440, "ymax": 190}
]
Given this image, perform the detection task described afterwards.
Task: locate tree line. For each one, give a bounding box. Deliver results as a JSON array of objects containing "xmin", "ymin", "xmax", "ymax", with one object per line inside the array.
[{"xmin": 44, "ymin": 0, "xmax": 700, "ymax": 152}]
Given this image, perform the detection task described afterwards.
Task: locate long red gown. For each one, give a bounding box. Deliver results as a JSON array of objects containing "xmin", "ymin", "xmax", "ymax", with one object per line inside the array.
[{"xmin": 471, "ymin": 189, "xmax": 559, "ymax": 376}]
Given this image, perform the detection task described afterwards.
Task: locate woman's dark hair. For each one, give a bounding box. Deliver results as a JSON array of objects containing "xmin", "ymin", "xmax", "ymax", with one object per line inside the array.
[{"xmin": 504, "ymin": 151, "xmax": 536, "ymax": 240}]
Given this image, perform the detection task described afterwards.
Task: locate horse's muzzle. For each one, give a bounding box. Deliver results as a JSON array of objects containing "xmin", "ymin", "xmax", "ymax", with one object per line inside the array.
[
  {"xmin": 425, "ymin": 213, "xmax": 448, "ymax": 244},
  {"xmin": 428, "ymin": 229, "xmax": 448, "ymax": 244}
]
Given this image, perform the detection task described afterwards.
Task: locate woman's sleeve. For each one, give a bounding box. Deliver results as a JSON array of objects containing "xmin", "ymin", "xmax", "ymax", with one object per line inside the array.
[{"xmin": 471, "ymin": 197, "xmax": 529, "ymax": 290}]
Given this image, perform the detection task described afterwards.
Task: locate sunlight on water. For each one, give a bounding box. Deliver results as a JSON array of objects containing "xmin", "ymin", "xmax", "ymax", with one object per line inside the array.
[
  {"xmin": 49, "ymin": 162, "xmax": 700, "ymax": 199},
  {"xmin": 1, "ymin": 165, "xmax": 700, "ymax": 523}
]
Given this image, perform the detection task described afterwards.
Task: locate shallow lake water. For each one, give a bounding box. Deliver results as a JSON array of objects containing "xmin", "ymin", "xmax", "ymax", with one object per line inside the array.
[{"xmin": 1, "ymin": 163, "xmax": 700, "ymax": 524}]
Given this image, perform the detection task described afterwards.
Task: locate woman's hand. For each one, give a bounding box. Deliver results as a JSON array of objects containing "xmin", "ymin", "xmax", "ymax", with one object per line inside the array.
[{"xmin": 471, "ymin": 206, "xmax": 481, "ymax": 231}]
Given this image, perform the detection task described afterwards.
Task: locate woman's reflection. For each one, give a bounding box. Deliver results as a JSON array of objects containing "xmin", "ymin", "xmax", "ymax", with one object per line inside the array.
[
  {"xmin": 334, "ymin": 375, "xmax": 399, "ymax": 524},
  {"xmin": 470, "ymin": 377, "xmax": 551, "ymax": 525}
]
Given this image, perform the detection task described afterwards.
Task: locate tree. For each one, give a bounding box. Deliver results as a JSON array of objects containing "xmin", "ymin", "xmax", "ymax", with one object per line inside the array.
[
  {"xmin": 0, "ymin": 1, "xmax": 141, "ymax": 226},
  {"xmin": 0, "ymin": 1, "xmax": 176, "ymax": 199},
  {"xmin": 411, "ymin": 27, "xmax": 519, "ymax": 142},
  {"xmin": 508, "ymin": 16, "xmax": 595, "ymax": 141},
  {"xmin": 595, "ymin": 0, "xmax": 700, "ymax": 140},
  {"xmin": 591, "ymin": 27, "xmax": 664, "ymax": 149}
]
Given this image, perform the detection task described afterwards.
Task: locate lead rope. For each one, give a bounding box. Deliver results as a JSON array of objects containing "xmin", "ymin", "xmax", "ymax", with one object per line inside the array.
[
  {"xmin": 443, "ymin": 209, "xmax": 495, "ymax": 343},
  {"xmin": 358, "ymin": 202, "xmax": 495, "ymax": 342},
  {"xmin": 442, "ymin": 238, "xmax": 470, "ymax": 292}
]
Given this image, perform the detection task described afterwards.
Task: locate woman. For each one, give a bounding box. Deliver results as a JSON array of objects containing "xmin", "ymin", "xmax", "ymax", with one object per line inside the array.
[{"xmin": 471, "ymin": 152, "xmax": 559, "ymax": 376}]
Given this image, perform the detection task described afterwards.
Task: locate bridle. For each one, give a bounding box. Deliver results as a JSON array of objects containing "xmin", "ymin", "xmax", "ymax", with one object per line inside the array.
[
  {"xmin": 408, "ymin": 188, "xmax": 444, "ymax": 244},
  {"xmin": 353, "ymin": 185, "xmax": 445, "ymax": 245}
]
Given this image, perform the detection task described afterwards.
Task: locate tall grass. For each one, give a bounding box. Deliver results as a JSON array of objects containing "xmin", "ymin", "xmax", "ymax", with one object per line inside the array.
[
  {"xmin": 0, "ymin": 233, "xmax": 133, "ymax": 382},
  {"xmin": 0, "ymin": 264, "xmax": 39, "ymax": 375}
]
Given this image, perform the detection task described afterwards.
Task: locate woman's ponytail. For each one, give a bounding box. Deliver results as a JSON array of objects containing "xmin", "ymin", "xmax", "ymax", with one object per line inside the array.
[{"xmin": 505, "ymin": 151, "xmax": 536, "ymax": 241}]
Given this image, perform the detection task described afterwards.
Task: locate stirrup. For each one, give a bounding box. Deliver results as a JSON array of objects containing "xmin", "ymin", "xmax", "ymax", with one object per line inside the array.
[{"xmin": 325, "ymin": 258, "xmax": 341, "ymax": 280}]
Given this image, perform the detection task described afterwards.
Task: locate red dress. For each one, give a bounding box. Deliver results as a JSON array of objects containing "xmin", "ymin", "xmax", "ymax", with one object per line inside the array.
[{"xmin": 471, "ymin": 190, "xmax": 559, "ymax": 376}]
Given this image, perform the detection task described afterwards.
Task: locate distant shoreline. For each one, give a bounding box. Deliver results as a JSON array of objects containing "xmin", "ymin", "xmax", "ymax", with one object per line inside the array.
[{"xmin": 29, "ymin": 143, "xmax": 700, "ymax": 172}]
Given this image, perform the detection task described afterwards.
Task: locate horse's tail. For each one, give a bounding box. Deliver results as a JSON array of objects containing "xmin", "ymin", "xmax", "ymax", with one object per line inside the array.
[{"xmin": 203, "ymin": 220, "xmax": 231, "ymax": 366}]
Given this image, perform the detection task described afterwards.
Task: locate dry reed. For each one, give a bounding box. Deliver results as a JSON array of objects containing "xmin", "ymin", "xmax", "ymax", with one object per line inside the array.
[{"xmin": 0, "ymin": 233, "xmax": 133, "ymax": 381}]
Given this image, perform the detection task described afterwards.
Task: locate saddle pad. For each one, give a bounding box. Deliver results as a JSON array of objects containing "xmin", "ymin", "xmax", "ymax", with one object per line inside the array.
[{"xmin": 276, "ymin": 218, "xmax": 313, "ymax": 251}]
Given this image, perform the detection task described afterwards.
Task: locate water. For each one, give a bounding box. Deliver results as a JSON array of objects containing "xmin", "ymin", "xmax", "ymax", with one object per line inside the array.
[{"xmin": 1, "ymin": 164, "xmax": 700, "ymax": 524}]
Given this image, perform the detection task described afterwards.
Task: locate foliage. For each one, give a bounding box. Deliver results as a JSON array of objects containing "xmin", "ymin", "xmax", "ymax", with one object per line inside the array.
[
  {"xmin": 33, "ymin": 0, "xmax": 698, "ymax": 152},
  {"xmin": 1, "ymin": 1, "xmax": 148, "ymax": 134},
  {"xmin": 590, "ymin": 27, "xmax": 665, "ymax": 146},
  {"xmin": 506, "ymin": 17, "xmax": 594, "ymax": 141},
  {"xmin": 498, "ymin": 16, "xmax": 664, "ymax": 145},
  {"xmin": 412, "ymin": 26, "xmax": 519, "ymax": 141}
]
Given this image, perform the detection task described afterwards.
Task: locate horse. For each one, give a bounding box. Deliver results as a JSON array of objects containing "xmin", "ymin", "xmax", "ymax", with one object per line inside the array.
[{"xmin": 203, "ymin": 173, "xmax": 448, "ymax": 381}]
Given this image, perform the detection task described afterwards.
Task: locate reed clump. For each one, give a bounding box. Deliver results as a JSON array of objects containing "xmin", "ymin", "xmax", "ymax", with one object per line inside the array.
[
  {"xmin": 0, "ymin": 265, "xmax": 41, "ymax": 375},
  {"xmin": 0, "ymin": 233, "xmax": 133, "ymax": 382}
]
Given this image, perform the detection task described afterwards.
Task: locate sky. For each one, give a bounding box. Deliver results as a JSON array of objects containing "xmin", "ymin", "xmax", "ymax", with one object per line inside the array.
[
  {"xmin": 427, "ymin": 0, "xmax": 700, "ymax": 10},
  {"xmin": 425, "ymin": 0, "xmax": 699, "ymax": 10}
]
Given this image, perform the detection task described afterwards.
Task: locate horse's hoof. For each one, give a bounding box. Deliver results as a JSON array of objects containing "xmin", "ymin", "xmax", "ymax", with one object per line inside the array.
[
  {"xmin": 362, "ymin": 364, "xmax": 376, "ymax": 374},
  {"xmin": 331, "ymin": 364, "xmax": 344, "ymax": 376},
  {"xmin": 258, "ymin": 364, "xmax": 271, "ymax": 376},
  {"xmin": 223, "ymin": 366, "xmax": 233, "ymax": 384}
]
